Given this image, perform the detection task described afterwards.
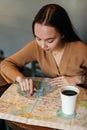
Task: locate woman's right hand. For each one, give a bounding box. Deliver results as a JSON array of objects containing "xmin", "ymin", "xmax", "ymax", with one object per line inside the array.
[{"xmin": 16, "ymin": 76, "xmax": 36, "ymax": 96}]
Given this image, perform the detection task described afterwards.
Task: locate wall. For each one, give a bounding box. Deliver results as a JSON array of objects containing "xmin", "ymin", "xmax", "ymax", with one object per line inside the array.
[{"xmin": 0, "ymin": 0, "xmax": 87, "ymax": 57}]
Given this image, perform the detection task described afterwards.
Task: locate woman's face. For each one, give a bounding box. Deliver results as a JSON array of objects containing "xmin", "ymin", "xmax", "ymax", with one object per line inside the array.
[{"xmin": 34, "ymin": 23, "xmax": 64, "ymax": 52}]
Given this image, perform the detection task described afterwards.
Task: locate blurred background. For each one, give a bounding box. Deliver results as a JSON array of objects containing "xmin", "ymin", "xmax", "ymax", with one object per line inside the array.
[{"xmin": 0, "ymin": 0, "xmax": 87, "ymax": 57}]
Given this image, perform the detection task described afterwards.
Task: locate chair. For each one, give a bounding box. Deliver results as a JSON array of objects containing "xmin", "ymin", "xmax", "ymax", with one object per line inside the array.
[
  {"xmin": 31, "ymin": 61, "xmax": 44, "ymax": 77},
  {"xmin": 0, "ymin": 50, "xmax": 4, "ymax": 58}
]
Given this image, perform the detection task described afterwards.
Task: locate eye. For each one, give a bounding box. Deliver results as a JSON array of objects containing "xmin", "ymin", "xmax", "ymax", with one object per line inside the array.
[
  {"xmin": 47, "ymin": 39, "xmax": 54, "ymax": 43},
  {"xmin": 36, "ymin": 37, "xmax": 41, "ymax": 41}
]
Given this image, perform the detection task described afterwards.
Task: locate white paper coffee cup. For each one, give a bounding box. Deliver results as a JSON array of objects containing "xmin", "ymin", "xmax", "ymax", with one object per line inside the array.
[{"xmin": 60, "ymin": 85, "xmax": 80, "ymax": 115}]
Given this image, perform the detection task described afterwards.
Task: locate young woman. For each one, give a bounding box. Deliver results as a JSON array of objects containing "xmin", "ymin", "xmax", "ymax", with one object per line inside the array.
[{"xmin": 0, "ymin": 4, "xmax": 87, "ymax": 95}]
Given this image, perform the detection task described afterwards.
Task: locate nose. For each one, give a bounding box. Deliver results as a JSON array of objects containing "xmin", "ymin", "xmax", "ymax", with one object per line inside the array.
[{"xmin": 41, "ymin": 41, "xmax": 45, "ymax": 48}]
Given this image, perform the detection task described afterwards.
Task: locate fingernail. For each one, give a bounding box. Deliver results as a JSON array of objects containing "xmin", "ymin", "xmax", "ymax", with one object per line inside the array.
[{"xmin": 30, "ymin": 93, "xmax": 33, "ymax": 96}]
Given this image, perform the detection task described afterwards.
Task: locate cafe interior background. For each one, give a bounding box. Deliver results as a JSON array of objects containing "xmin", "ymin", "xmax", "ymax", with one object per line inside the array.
[{"xmin": 0, "ymin": 0, "xmax": 87, "ymax": 66}]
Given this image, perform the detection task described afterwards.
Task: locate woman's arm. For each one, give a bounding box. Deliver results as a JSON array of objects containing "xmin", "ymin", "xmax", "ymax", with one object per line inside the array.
[{"xmin": 0, "ymin": 41, "xmax": 37, "ymax": 82}]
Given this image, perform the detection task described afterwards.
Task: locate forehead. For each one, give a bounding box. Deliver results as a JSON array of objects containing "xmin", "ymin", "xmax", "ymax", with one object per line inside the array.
[{"xmin": 34, "ymin": 23, "xmax": 59, "ymax": 38}]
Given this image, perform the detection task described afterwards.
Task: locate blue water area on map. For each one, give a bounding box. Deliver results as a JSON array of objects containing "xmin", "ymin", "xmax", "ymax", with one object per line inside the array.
[
  {"xmin": 10, "ymin": 81, "xmax": 57, "ymax": 115},
  {"xmin": 17, "ymin": 80, "xmax": 57, "ymax": 98}
]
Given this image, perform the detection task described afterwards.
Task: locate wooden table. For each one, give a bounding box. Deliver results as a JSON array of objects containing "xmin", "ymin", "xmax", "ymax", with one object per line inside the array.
[
  {"xmin": 6, "ymin": 120, "xmax": 56, "ymax": 130},
  {"xmin": 0, "ymin": 77, "xmax": 87, "ymax": 130}
]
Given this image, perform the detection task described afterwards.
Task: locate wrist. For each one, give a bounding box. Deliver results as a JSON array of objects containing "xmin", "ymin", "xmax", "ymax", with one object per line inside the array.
[{"xmin": 16, "ymin": 76, "xmax": 25, "ymax": 83}]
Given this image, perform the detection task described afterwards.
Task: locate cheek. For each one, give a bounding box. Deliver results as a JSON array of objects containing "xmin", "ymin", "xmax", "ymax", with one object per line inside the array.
[
  {"xmin": 51, "ymin": 41, "xmax": 58, "ymax": 48},
  {"xmin": 53, "ymin": 37, "xmax": 61, "ymax": 46}
]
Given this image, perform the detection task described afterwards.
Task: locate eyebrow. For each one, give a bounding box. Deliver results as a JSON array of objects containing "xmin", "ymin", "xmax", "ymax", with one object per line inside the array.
[{"xmin": 35, "ymin": 35, "xmax": 56, "ymax": 41}]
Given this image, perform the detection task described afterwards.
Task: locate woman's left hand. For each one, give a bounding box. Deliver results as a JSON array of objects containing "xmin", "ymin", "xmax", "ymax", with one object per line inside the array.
[{"xmin": 49, "ymin": 76, "xmax": 79, "ymax": 87}]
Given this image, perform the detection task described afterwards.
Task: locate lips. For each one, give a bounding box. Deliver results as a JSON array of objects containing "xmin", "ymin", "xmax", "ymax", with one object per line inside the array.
[{"xmin": 44, "ymin": 48, "xmax": 50, "ymax": 51}]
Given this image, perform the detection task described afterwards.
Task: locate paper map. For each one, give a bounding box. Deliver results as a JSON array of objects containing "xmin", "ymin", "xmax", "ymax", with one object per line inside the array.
[{"xmin": 0, "ymin": 77, "xmax": 87, "ymax": 130}]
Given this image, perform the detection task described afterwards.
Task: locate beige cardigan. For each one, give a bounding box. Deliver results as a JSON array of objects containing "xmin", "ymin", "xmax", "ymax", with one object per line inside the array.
[{"xmin": 0, "ymin": 40, "xmax": 87, "ymax": 83}]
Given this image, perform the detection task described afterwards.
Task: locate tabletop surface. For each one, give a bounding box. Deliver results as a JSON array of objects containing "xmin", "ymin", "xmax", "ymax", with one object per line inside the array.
[{"xmin": 0, "ymin": 77, "xmax": 87, "ymax": 130}]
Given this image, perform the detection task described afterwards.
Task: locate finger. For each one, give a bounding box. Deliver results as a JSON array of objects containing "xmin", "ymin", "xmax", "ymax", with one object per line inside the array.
[
  {"xmin": 49, "ymin": 79, "xmax": 58, "ymax": 84},
  {"xmin": 50, "ymin": 81, "xmax": 60, "ymax": 87},
  {"xmin": 49, "ymin": 76, "xmax": 67, "ymax": 87},
  {"xmin": 18, "ymin": 78, "xmax": 24, "ymax": 91},
  {"xmin": 20, "ymin": 82, "xmax": 24, "ymax": 91},
  {"xmin": 50, "ymin": 77, "xmax": 58, "ymax": 82},
  {"xmin": 26, "ymin": 78, "xmax": 30, "ymax": 91},
  {"xmin": 29, "ymin": 79, "xmax": 33, "ymax": 96},
  {"xmin": 50, "ymin": 76, "xmax": 63, "ymax": 83},
  {"xmin": 23, "ymin": 79, "xmax": 29, "ymax": 91},
  {"xmin": 50, "ymin": 79, "xmax": 66, "ymax": 87},
  {"xmin": 57, "ymin": 76, "xmax": 64, "ymax": 81},
  {"xmin": 34, "ymin": 86, "xmax": 37, "ymax": 92}
]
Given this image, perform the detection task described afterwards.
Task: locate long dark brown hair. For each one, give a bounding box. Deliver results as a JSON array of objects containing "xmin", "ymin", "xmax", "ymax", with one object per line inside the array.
[{"xmin": 32, "ymin": 4, "xmax": 81, "ymax": 42}]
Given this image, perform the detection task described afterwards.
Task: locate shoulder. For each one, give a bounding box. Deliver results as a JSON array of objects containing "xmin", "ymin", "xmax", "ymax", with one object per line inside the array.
[
  {"xmin": 68, "ymin": 41, "xmax": 87, "ymax": 57},
  {"xmin": 25, "ymin": 40, "xmax": 40, "ymax": 49},
  {"xmin": 21, "ymin": 40, "xmax": 40, "ymax": 52},
  {"xmin": 25, "ymin": 40, "xmax": 37, "ymax": 47},
  {"xmin": 70, "ymin": 41, "xmax": 87, "ymax": 51},
  {"xmin": 72, "ymin": 41, "xmax": 87, "ymax": 47}
]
